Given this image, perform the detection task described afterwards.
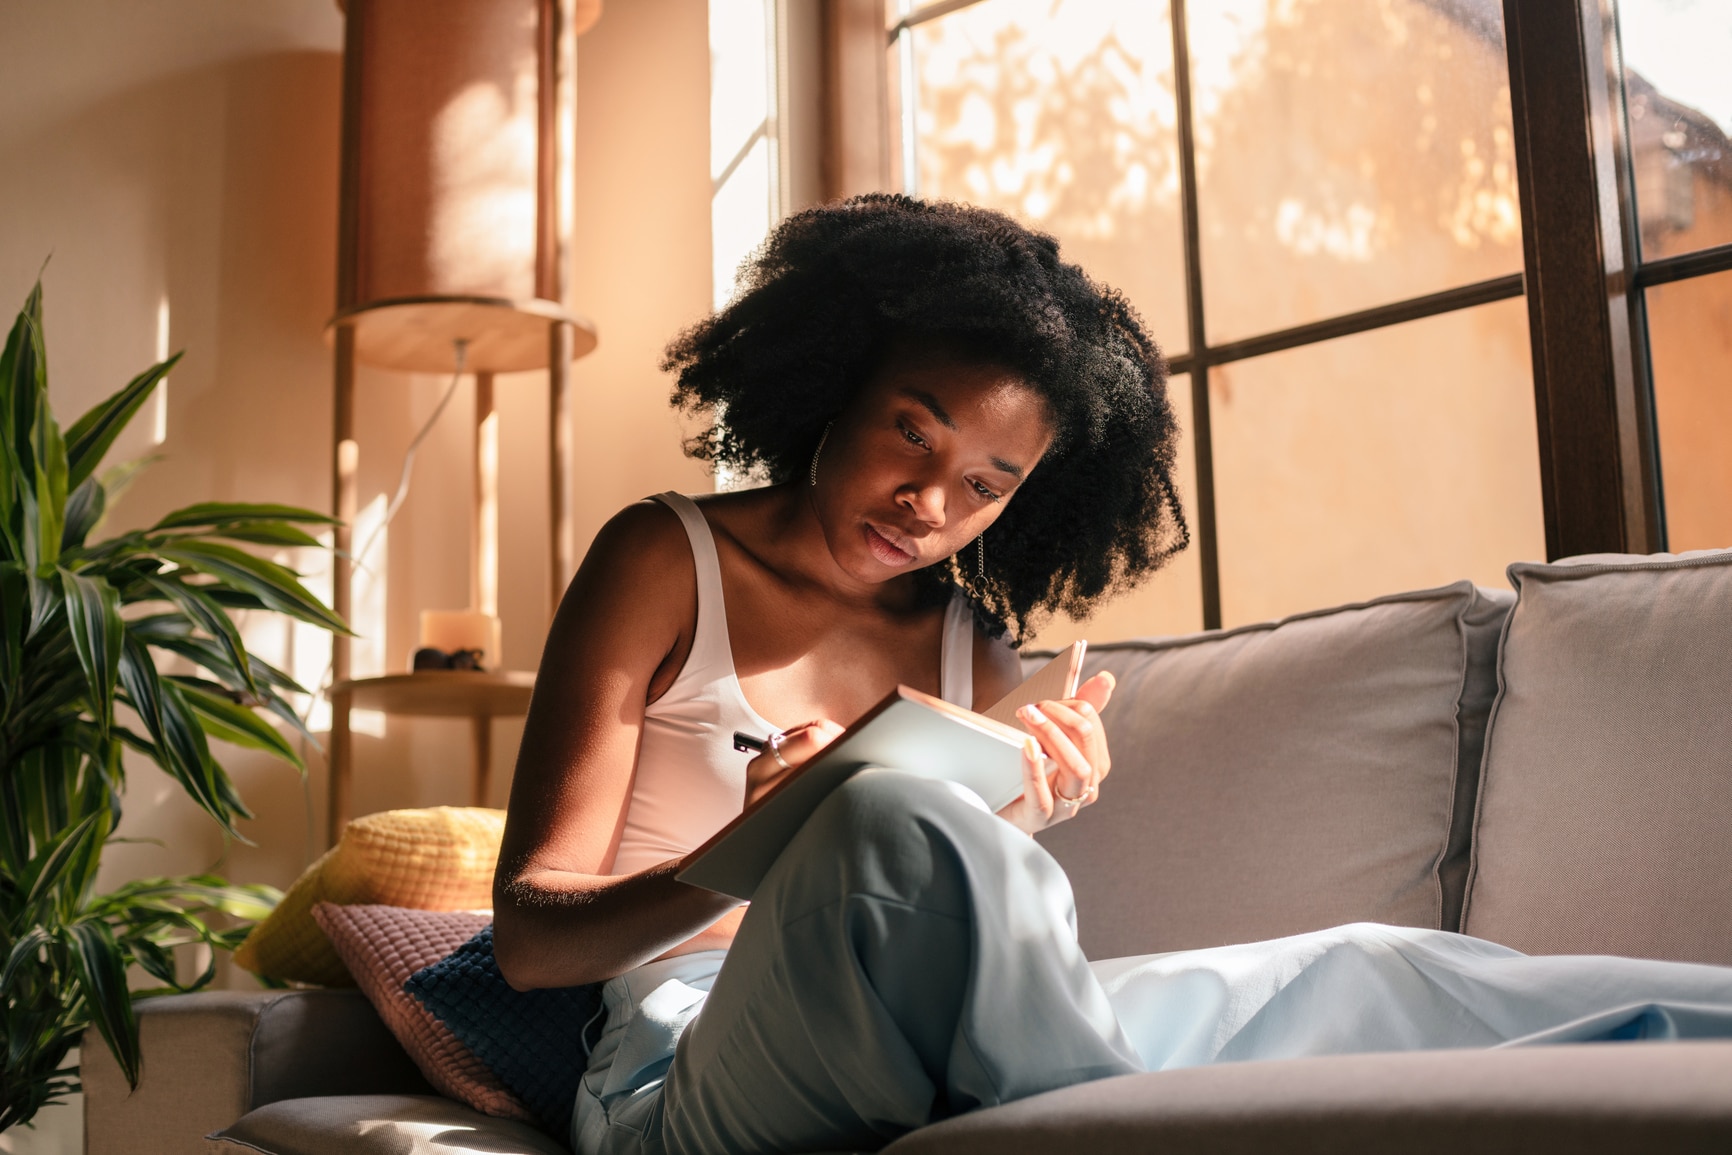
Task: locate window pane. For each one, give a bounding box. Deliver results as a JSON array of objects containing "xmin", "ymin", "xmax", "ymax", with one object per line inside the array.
[
  {"xmin": 1647, "ymin": 270, "xmax": 1732, "ymax": 551},
  {"xmin": 711, "ymin": 0, "xmax": 777, "ymax": 308},
  {"xmin": 1031, "ymin": 373, "xmax": 1203, "ymax": 647},
  {"xmin": 1190, "ymin": 0, "xmax": 1522, "ymax": 344},
  {"xmin": 1619, "ymin": 0, "xmax": 1732, "ymax": 261},
  {"xmin": 1212, "ymin": 298, "xmax": 1543, "ymax": 627},
  {"xmin": 905, "ymin": 0, "xmax": 1190, "ymax": 357}
]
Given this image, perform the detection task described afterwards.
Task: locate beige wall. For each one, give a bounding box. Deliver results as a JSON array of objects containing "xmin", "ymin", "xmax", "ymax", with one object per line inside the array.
[{"xmin": 0, "ymin": 0, "xmax": 714, "ymax": 1057}]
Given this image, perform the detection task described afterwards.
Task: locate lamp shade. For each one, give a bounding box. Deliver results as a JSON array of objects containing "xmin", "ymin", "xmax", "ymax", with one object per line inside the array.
[{"xmin": 332, "ymin": 0, "xmax": 601, "ymax": 372}]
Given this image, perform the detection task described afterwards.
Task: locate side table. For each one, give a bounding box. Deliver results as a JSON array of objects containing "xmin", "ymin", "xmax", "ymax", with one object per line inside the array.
[{"xmin": 328, "ymin": 670, "xmax": 536, "ymax": 836}]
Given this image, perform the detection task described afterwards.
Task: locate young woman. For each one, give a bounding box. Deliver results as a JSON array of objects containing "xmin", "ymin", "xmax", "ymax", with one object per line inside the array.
[{"xmin": 494, "ymin": 196, "xmax": 1732, "ymax": 1155}]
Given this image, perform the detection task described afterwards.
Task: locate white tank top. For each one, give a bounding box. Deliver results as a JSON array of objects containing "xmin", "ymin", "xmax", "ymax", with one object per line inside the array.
[{"xmin": 607, "ymin": 491, "xmax": 976, "ymax": 876}]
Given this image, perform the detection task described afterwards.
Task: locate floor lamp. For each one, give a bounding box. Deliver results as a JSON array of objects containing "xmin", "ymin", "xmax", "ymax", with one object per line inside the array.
[{"xmin": 325, "ymin": 0, "xmax": 602, "ymax": 846}]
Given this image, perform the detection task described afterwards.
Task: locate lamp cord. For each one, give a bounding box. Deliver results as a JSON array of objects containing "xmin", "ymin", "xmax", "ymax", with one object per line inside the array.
[
  {"xmin": 350, "ymin": 339, "xmax": 468, "ymax": 581},
  {"xmin": 293, "ymin": 339, "xmax": 471, "ymax": 867}
]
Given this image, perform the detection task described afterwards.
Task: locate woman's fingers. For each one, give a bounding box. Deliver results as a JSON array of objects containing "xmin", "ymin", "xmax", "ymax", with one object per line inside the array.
[
  {"xmin": 780, "ymin": 718, "xmax": 845, "ymax": 754},
  {"xmin": 1021, "ymin": 736, "xmax": 1053, "ymax": 821},
  {"xmin": 1075, "ymin": 670, "xmax": 1116, "ymax": 714},
  {"xmin": 1045, "ymin": 698, "xmax": 1112, "ymax": 788},
  {"xmin": 744, "ymin": 719, "xmax": 844, "ymax": 807},
  {"xmin": 1017, "ymin": 701, "xmax": 1092, "ymax": 801}
]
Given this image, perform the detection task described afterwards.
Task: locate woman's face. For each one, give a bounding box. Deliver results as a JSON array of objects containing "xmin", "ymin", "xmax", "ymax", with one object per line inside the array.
[{"xmin": 812, "ymin": 348, "xmax": 1056, "ymax": 585}]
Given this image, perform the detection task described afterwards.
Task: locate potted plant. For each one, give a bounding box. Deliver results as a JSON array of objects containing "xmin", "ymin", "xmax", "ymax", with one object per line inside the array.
[{"xmin": 0, "ymin": 280, "xmax": 350, "ymax": 1133}]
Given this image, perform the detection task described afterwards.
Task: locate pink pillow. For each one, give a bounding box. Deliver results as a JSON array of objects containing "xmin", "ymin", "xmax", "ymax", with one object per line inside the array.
[{"xmin": 311, "ymin": 903, "xmax": 535, "ymax": 1122}]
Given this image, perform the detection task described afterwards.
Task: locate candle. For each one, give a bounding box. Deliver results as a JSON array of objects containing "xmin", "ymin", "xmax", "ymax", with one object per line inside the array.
[{"xmin": 419, "ymin": 610, "xmax": 502, "ymax": 669}]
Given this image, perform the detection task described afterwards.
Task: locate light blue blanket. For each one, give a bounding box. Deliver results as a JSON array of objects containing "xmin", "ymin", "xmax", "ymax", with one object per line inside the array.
[{"xmin": 1095, "ymin": 922, "xmax": 1732, "ymax": 1069}]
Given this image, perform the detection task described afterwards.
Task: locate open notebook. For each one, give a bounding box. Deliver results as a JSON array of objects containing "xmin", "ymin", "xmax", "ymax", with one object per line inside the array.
[{"xmin": 676, "ymin": 641, "xmax": 1086, "ymax": 900}]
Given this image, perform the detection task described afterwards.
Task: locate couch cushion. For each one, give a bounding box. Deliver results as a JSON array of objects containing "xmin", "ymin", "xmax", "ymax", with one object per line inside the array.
[
  {"xmin": 235, "ymin": 807, "xmax": 505, "ymax": 986},
  {"xmin": 1463, "ymin": 548, "xmax": 1732, "ymax": 964},
  {"xmin": 1034, "ymin": 581, "xmax": 1511, "ymax": 959},
  {"xmin": 404, "ymin": 924, "xmax": 603, "ymax": 1137},
  {"xmin": 312, "ymin": 905, "xmax": 531, "ymax": 1122},
  {"xmin": 881, "ymin": 1043, "xmax": 1732, "ymax": 1155},
  {"xmin": 205, "ymin": 1094, "xmax": 569, "ymax": 1155}
]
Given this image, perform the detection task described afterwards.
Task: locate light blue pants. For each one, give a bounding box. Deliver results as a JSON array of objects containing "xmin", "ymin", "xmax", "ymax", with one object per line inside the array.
[{"xmin": 574, "ymin": 770, "xmax": 1732, "ymax": 1155}]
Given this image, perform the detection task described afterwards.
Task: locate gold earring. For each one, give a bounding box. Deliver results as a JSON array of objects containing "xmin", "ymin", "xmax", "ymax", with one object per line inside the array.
[
  {"xmin": 809, "ymin": 421, "xmax": 833, "ymax": 488},
  {"xmin": 976, "ymin": 535, "xmax": 985, "ymax": 581}
]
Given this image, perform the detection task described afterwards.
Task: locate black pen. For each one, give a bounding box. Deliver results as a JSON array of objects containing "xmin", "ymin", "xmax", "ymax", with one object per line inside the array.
[{"xmin": 732, "ymin": 731, "xmax": 767, "ymax": 755}]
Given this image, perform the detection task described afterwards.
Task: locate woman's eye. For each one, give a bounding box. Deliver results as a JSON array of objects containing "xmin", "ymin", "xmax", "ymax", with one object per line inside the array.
[{"xmin": 970, "ymin": 479, "xmax": 1001, "ymax": 502}]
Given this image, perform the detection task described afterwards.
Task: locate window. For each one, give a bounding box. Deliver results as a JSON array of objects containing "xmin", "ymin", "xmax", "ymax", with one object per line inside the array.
[
  {"xmin": 710, "ymin": 0, "xmax": 786, "ymax": 310},
  {"xmin": 807, "ymin": 0, "xmax": 1732, "ymax": 641},
  {"xmin": 888, "ymin": 0, "xmax": 1545, "ymax": 636},
  {"xmin": 1616, "ymin": 0, "xmax": 1732, "ymax": 552}
]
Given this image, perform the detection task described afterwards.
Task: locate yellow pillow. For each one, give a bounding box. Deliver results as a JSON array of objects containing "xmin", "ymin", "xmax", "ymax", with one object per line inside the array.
[{"xmin": 235, "ymin": 806, "xmax": 505, "ymax": 987}]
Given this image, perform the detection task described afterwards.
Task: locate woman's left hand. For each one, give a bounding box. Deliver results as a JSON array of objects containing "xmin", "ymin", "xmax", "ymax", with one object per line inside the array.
[{"xmin": 995, "ymin": 671, "xmax": 1115, "ymax": 835}]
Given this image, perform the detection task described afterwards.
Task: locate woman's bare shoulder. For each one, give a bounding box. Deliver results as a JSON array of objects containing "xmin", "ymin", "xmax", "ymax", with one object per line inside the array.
[{"xmin": 539, "ymin": 498, "xmax": 698, "ymax": 679}]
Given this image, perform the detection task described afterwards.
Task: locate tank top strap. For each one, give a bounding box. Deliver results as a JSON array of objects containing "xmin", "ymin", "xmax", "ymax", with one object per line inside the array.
[
  {"xmin": 940, "ymin": 591, "xmax": 975, "ymax": 708},
  {"xmin": 650, "ymin": 492, "xmax": 733, "ymax": 682}
]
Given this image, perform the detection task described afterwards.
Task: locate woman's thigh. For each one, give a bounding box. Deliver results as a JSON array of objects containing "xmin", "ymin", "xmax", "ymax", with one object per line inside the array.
[{"xmin": 657, "ymin": 770, "xmax": 1137, "ymax": 1155}]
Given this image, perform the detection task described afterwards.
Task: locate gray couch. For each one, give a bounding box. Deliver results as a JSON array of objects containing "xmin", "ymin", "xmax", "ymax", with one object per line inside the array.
[{"xmin": 84, "ymin": 550, "xmax": 1732, "ymax": 1153}]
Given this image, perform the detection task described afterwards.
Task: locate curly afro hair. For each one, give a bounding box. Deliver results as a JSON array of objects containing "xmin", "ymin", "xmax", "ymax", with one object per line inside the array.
[{"xmin": 663, "ymin": 194, "xmax": 1188, "ymax": 644}]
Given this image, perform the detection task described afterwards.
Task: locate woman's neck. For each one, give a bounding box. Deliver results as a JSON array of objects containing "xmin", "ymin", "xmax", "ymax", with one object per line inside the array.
[{"xmin": 707, "ymin": 483, "xmax": 923, "ymax": 614}]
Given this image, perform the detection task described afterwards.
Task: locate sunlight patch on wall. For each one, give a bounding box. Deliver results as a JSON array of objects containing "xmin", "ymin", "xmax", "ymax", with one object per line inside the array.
[
  {"xmin": 349, "ymin": 493, "xmax": 389, "ymax": 736},
  {"xmin": 152, "ymin": 294, "xmax": 170, "ymax": 445}
]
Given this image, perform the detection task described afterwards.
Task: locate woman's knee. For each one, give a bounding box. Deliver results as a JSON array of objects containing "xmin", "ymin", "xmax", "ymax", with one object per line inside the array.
[{"xmin": 768, "ymin": 770, "xmax": 978, "ymax": 914}]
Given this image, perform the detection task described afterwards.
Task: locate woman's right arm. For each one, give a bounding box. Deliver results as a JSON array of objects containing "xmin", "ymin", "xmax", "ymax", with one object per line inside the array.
[{"xmin": 491, "ymin": 503, "xmax": 742, "ymax": 990}]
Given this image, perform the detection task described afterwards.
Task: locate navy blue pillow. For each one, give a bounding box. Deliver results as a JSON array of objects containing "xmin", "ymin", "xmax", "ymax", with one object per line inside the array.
[{"xmin": 405, "ymin": 925, "xmax": 604, "ymax": 1135}]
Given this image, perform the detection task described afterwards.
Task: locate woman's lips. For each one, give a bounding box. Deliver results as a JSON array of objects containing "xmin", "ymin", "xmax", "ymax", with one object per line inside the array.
[{"xmin": 864, "ymin": 522, "xmax": 916, "ymax": 567}]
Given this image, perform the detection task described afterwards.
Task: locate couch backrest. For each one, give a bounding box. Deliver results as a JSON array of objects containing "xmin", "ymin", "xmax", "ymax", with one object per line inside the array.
[
  {"xmin": 1035, "ymin": 581, "xmax": 1511, "ymax": 961},
  {"xmin": 1462, "ymin": 548, "xmax": 1732, "ymax": 965}
]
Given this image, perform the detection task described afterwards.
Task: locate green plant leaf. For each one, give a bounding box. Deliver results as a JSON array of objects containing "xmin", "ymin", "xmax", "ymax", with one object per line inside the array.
[
  {"xmin": 62, "ymin": 353, "xmax": 180, "ymax": 492},
  {"xmin": 5, "ymin": 291, "xmax": 67, "ymax": 573},
  {"xmin": 0, "ymin": 559, "xmax": 26, "ymax": 689},
  {"xmin": 30, "ymin": 408, "xmax": 69, "ymax": 571},
  {"xmin": 1, "ymin": 927, "xmax": 54, "ymax": 994},
  {"xmin": 199, "ymin": 587, "xmax": 271, "ymax": 612},
  {"xmin": 61, "ymin": 474, "xmax": 106, "ymax": 550},
  {"xmin": 0, "ymin": 302, "xmax": 31, "ymax": 563},
  {"xmin": 141, "ymin": 572, "xmax": 257, "ymax": 697},
  {"xmin": 151, "ymin": 501, "xmax": 338, "ymax": 530},
  {"xmin": 126, "ymin": 937, "xmax": 180, "ymax": 987},
  {"xmin": 92, "ymin": 875, "xmax": 281, "ymax": 922},
  {"xmin": 156, "ymin": 540, "xmax": 350, "ymax": 635},
  {"xmin": 171, "ymin": 678, "xmax": 303, "ymax": 770},
  {"xmin": 65, "ymin": 919, "xmax": 142, "ymax": 1089},
  {"xmin": 117, "ymin": 636, "xmax": 245, "ymax": 835},
  {"xmin": 20, "ymin": 812, "xmax": 103, "ymax": 918},
  {"xmin": 0, "ymin": 283, "xmax": 48, "ymax": 551},
  {"xmin": 194, "ymin": 520, "xmax": 324, "ymax": 548},
  {"xmin": 25, "ymin": 566, "xmax": 59, "ymax": 638},
  {"xmin": 95, "ymin": 876, "xmax": 280, "ymax": 921},
  {"xmin": 58, "ymin": 567, "xmax": 122, "ymax": 730}
]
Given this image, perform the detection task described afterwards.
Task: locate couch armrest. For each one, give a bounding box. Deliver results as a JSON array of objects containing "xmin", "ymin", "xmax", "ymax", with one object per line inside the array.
[{"xmin": 83, "ymin": 989, "xmax": 432, "ymax": 1155}]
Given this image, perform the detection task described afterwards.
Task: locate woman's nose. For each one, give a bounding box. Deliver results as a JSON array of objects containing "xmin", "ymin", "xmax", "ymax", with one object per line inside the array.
[{"xmin": 897, "ymin": 481, "xmax": 947, "ymax": 526}]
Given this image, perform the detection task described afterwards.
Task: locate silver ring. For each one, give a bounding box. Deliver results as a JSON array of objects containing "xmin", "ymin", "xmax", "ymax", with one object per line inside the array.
[
  {"xmin": 768, "ymin": 730, "xmax": 794, "ymax": 772},
  {"xmin": 1054, "ymin": 780, "xmax": 1087, "ymax": 814}
]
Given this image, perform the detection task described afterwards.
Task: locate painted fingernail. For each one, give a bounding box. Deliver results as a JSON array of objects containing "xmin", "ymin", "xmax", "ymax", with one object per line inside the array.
[{"xmin": 1022, "ymin": 704, "xmax": 1048, "ymax": 725}]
